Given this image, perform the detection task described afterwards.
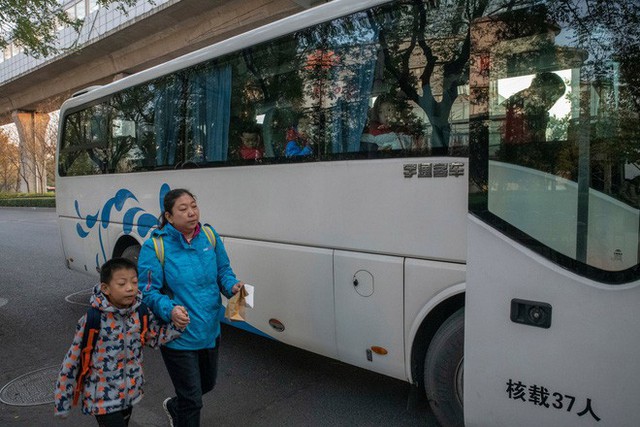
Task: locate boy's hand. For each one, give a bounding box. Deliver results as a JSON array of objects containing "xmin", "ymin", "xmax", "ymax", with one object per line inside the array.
[{"xmin": 171, "ymin": 305, "xmax": 190, "ymax": 328}]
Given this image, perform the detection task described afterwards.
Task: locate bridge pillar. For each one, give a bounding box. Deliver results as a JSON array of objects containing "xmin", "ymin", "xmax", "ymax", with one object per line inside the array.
[{"xmin": 12, "ymin": 110, "xmax": 50, "ymax": 193}]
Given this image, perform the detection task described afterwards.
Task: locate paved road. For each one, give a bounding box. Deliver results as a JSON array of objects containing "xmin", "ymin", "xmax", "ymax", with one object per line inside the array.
[{"xmin": 0, "ymin": 207, "xmax": 436, "ymax": 426}]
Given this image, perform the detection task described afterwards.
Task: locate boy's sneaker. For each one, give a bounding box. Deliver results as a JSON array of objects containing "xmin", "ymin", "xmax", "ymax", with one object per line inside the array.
[{"xmin": 163, "ymin": 397, "xmax": 176, "ymax": 427}]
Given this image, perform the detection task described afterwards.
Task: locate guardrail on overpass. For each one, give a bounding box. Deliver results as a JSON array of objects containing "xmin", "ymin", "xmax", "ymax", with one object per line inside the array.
[{"xmin": 0, "ymin": 0, "xmax": 321, "ymax": 126}]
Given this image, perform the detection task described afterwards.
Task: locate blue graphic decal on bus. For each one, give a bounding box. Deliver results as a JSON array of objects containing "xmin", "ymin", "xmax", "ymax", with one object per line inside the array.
[{"xmin": 74, "ymin": 184, "xmax": 171, "ymax": 269}]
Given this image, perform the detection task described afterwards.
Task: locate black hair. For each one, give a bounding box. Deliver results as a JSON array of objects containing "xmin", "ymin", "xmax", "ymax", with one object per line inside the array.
[
  {"xmin": 158, "ymin": 188, "xmax": 197, "ymax": 229},
  {"xmin": 100, "ymin": 257, "xmax": 138, "ymax": 284},
  {"xmin": 370, "ymin": 93, "xmax": 409, "ymax": 124}
]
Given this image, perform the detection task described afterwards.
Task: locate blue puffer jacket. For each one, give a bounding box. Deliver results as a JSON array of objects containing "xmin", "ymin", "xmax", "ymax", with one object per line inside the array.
[{"xmin": 138, "ymin": 223, "xmax": 238, "ymax": 350}]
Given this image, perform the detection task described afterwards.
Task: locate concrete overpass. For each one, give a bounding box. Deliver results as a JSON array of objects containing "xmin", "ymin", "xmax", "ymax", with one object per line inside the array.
[{"xmin": 0, "ymin": 0, "xmax": 325, "ymax": 191}]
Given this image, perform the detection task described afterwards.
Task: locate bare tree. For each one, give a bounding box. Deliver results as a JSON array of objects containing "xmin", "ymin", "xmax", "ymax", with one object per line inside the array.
[
  {"xmin": 0, "ymin": 128, "xmax": 20, "ymax": 192},
  {"xmin": 12, "ymin": 111, "xmax": 51, "ymax": 193},
  {"xmin": 44, "ymin": 111, "xmax": 58, "ymax": 190},
  {"xmin": 367, "ymin": 0, "xmax": 493, "ymax": 151}
]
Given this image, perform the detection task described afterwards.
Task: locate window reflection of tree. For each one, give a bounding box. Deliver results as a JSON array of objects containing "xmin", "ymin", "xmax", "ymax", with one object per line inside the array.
[
  {"xmin": 367, "ymin": 1, "xmax": 480, "ymax": 154},
  {"xmin": 549, "ymin": 2, "xmax": 640, "ymax": 207},
  {"xmin": 241, "ymin": 40, "xmax": 304, "ymax": 158},
  {"xmin": 111, "ymin": 86, "xmax": 156, "ymax": 171},
  {"xmin": 60, "ymin": 109, "xmax": 105, "ymax": 176}
]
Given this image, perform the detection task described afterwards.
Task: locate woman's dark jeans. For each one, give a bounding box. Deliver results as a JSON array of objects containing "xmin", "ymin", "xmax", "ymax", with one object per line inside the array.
[
  {"xmin": 161, "ymin": 341, "xmax": 220, "ymax": 427},
  {"xmin": 95, "ymin": 406, "xmax": 133, "ymax": 427}
]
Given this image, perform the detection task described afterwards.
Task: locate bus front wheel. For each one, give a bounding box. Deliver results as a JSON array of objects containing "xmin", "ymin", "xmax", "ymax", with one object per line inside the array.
[{"xmin": 424, "ymin": 308, "xmax": 464, "ymax": 427}]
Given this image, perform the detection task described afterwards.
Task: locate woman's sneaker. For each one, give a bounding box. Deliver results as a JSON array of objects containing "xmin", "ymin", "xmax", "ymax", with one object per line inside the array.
[{"xmin": 163, "ymin": 397, "xmax": 177, "ymax": 427}]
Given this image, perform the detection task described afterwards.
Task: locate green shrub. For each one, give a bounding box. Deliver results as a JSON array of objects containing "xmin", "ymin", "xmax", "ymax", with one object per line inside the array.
[{"xmin": 0, "ymin": 193, "xmax": 56, "ymax": 207}]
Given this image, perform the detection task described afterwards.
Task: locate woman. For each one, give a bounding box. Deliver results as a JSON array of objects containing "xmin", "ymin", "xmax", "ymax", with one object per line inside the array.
[{"xmin": 138, "ymin": 188, "xmax": 244, "ymax": 427}]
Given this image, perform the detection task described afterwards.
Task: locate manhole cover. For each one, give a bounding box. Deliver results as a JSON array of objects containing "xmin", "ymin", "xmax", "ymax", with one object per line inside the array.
[{"xmin": 0, "ymin": 365, "xmax": 59, "ymax": 406}]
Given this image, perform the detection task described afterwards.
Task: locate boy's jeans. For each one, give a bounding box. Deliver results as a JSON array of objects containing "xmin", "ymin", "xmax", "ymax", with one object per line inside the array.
[{"xmin": 160, "ymin": 340, "xmax": 220, "ymax": 427}]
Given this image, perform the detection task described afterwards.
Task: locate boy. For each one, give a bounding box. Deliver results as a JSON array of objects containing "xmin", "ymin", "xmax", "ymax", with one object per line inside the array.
[{"xmin": 54, "ymin": 257, "xmax": 187, "ymax": 426}]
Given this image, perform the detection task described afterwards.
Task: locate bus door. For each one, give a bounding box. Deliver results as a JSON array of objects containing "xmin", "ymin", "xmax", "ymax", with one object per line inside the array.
[{"xmin": 464, "ymin": 6, "xmax": 640, "ymax": 426}]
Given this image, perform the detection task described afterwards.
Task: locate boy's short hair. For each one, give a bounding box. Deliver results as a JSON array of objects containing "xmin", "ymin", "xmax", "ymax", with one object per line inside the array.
[{"xmin": 100, "ymin": 257, "xmax": 138, "ymax": 284}]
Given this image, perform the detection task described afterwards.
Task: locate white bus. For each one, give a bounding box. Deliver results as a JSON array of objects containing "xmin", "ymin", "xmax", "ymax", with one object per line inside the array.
[{"xmin": 56, "ymin": 1, "xmax": 640, "ymax": 425}]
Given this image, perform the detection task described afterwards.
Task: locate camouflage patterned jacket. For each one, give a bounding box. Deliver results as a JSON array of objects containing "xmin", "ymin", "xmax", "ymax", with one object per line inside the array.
[{"xmin": 54, "ymin": 285, "xmax": 182, "ymax": 417}]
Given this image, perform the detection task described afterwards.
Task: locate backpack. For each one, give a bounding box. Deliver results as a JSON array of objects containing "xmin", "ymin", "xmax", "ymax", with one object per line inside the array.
[{"xmin": 72, "ymin": 303, "xmax": 149, "ymax": 406}]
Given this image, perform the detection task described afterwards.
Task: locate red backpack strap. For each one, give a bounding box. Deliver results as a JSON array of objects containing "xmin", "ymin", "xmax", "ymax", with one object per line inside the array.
[{"xmin": 137, "ymin": 303, "xmax": 149, "ymax": 347}]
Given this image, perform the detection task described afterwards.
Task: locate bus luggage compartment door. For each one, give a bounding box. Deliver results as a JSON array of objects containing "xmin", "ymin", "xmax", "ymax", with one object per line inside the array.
[{"xmin": 334, "ymin": 250, "xmax": 405, "ymax": 380}]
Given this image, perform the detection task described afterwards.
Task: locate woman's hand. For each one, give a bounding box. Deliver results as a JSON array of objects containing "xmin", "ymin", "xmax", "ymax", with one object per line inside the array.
[
  {"xmin": 171, "ymin": 305, "xmax": 190, "ymax": 328},
  {"xmin": 231, "ymin": 281, "xmax": 245, "ymax": 295}
]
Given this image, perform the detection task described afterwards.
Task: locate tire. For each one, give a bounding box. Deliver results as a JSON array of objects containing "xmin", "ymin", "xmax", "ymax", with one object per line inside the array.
[
  {"xmin": 121, "ymin": 244, "xmax": 141, "ymax": 265},
  {"xmin": 424, "ymin": 308, "xmax": 464, "ymax": 427}
]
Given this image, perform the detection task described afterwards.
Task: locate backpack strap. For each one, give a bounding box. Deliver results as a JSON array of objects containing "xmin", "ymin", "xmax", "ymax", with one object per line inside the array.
[
  {"xmin": 73, "ymin": 307, "xmax": 101, "ymax": 406},
  {"xmin": 137, "ymin": 302, "xmax": 149, "ymax": 347},
  {"xmin": 151, "ymin": 235, "xmax": 171, "ymax": 297},
  {"xmin": 152, "ymin": 236, "xmax": 165, "ymax": 266},
  {"xmin": 202, "ymin": 224, "xmax": 217, "ymax": 249}
]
